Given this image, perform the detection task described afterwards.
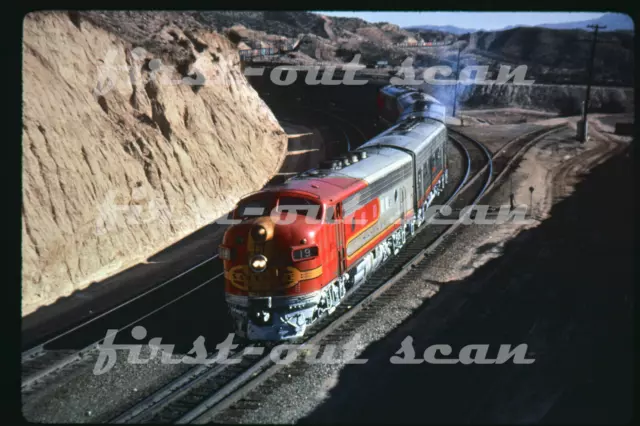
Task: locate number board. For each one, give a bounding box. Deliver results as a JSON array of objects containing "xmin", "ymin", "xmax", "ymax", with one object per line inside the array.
[{"xmin": 293, "ymin": 246, "xmax": 319, "ymax": 261}]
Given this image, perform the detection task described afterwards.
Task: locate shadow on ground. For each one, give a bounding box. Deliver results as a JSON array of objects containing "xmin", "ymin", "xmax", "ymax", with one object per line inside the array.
[{"xmin": 301, "ymin": 144, "xmax": 634, "ymax": 424}]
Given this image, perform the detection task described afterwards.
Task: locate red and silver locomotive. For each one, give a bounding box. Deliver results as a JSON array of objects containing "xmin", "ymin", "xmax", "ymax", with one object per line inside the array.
[{"xmin": 220, "ymin": 85, "xmax": 449, "ymax": 340}]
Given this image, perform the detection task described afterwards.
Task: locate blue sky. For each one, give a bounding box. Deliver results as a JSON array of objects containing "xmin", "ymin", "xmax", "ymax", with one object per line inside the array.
[{"xmin": 313, "ymin": 12, "xmax": 605, "ymax": 31}]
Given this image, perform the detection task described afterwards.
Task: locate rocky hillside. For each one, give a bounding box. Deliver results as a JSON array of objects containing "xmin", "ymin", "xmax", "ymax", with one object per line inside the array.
[
  {"xmin": 22, "ymin": 11, "xmax": 287, "ymax": 315},
  {"xmin": 195, "ymin": 11, "xmax": 330, "ymax": 39},
  {"xmin": 461, "ymin": 27, "xmax": 634, "ymax": 86},
  {"xmin": 425, "ymin": 83, "xmax": 634, "ymax": 114},
  {"xmin": 189, "ymin": 11, "xmax": 633, "ymax": 86},
  {"xmin": 195, "ymin": 11, "xmax": 445, "ymax": 66}
]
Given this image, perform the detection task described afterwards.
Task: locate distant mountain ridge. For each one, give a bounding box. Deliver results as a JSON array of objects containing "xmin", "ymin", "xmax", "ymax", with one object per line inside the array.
[
  {"xmin": 405, "ymin": 12, "xmax": 634, "ymax": 34},
  {"xmin": 168, "ymin": 11, "xmax": 633, "ymax": 87},
  {"xmin": 404, "ymin": 24, "xmax": 477, "ymax": 35}
]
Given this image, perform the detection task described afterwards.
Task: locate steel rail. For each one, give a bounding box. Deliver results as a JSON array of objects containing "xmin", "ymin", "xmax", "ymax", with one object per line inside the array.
[
  {"xmin": 22, "ymin": 255, "xmax": 220, "ymax": 362},
  {"xmin": 22, "ymin": 272, "xmax": 223, "ymax": 391},
  {"xmin": 176, "ymin": 133, "xmax": 489, "ymax": 424},
  {"xmin": 178, "ymin": 126, "xmax": 572, "ymax": 423},
  {"xmin": 108, "ymin": 132, "xmax": 478, "ymax": 424}
]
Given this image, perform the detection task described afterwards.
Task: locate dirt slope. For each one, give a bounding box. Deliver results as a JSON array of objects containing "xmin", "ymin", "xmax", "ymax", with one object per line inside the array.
[{"xmin": 22, "ymin": 12, "xmax": 287, "ymax": 315}]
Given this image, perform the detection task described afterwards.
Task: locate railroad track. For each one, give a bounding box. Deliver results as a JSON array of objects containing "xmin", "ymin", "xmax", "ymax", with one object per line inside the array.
[
  {"xmin": 21, "ymin": 256, "xmax": 223, "ymax": 398},
  {"xmin": 265, "ymin": 104, "xmax": 369, "ymax": 186},
  {"xmin": 206, "ymin": 125, "xmax": 571, "ymax": 424},
  {"xmin": 464, "ymin": 124, "xmax": 569, "ymax": 185},
  {"xmin": 311, "ymin": 107, "xmax": 370, "ymax": 149},
  {"xmin": 23, "ymin": 113, "xmax": 566, "ymax": 421},
  {"xmin": 110, "ymin": 125, "xmax": 571, "ymax": 424},
  {"xmin": 105, "ymin": 132, "xmax": 481, "ymax": 424},
  {"xmin": 21, "ymin": 106, "xmax": 364, "ymax": 403},
  {"xmin": 550, "ymin": 131, "xmax": 625, "ymax": 203},
  {"xmin": 446, "ymin": 124, "xmax": 568, "ymax": 217}
]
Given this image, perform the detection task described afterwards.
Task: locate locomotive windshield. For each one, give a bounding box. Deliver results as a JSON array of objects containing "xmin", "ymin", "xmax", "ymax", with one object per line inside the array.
[
  {"xmin": 235, "ymin": 196, "xmax": 274, "ymax": 220},
  {"xmin": 275, "ymin": 196, "xmax": 323, "ymax": 220}
]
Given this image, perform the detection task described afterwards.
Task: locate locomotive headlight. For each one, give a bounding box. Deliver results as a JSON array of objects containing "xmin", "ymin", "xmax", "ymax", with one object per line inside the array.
[
  {"xmin": 251, "ymin": 225, "xmax": 268, "ymax": 242},
  {"xmin": 249, "ymin": 254, "xmax": 268, "ymax": 273}
]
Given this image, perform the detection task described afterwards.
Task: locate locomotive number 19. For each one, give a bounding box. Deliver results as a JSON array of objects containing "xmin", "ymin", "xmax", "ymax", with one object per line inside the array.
[{"xmin": 293, "ymin": 246, "xmax": 319, "ymax": 261}]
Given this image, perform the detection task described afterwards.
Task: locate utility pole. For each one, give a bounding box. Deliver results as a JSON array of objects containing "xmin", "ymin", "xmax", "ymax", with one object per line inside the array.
[
  {"xmin": 452, "ymin": 45, "xmax": 462, "ymax": 118},
  {"xmin": 579, "ymin": 24, "xmax": 606, "ymax": 142}
]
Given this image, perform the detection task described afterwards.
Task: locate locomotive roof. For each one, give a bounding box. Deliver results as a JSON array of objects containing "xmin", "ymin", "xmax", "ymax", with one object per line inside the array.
[
  {"xmin": 250, "ymin": 112, "xmax": 446, "ymax": 206},
  {"xmin": 361, "ymin": 119, "xmax": 445, "ymax": 153},
  {"xmin": 380, "ymin": 85, "xmax": 441, "ymax": 105},
  {"xmin": 262, "ymin": 146, "xmax": 412, "ymax": 204},
  {"xmin": 261, "ymin": 175, "xmax": 366, "ymax": 204},
  {"xmin": 397, "ymin": 91, "xmax": 441, "ymax": 107},
  {"xmin": 380, "ymin": 85, "xmax": 415, "ymax": 98},
  {"xmin": 380, "ymin": 85, "xmax": 445, "ymax": 122},
  {"xmin": 325, "ymin": 146, "xmax": 412, "ymax": 184}
]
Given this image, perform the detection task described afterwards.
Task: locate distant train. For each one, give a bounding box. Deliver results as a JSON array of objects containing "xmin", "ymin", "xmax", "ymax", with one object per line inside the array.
[
  {"xmin": 220, "ymin": 85, "xmax": 450, "ymax": 340},
  {"xmin": 377, "ymin": 85, "xmax": 446, "ymax": 126}
]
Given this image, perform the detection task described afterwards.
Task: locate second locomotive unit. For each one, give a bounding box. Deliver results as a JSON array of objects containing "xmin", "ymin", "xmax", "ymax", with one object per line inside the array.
[{"xmin": 220, "ymin": 85, "xmax": 449, "ymax": 340}]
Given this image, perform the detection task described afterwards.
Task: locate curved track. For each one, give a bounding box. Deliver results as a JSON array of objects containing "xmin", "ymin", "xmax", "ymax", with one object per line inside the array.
[
  {"xmin": 206, "ymin": 125, "xmax": 570, "ymax": 424},
  {"xmin": 21, "ymin": 108, "xmax": 365, "ymax": 403},
  {"xmin": 22, "ymin": 114, "xmax": 567, "ymax": 421},
  {"xmin": 106, "ymin": 133, "xmax": 482, "ymax": 424},
  {"xmin": 22, "ymin": 259, "xmax": 223, "ymax": 396},
  {"xmin": 114, "ymin": 125, "xmax": 570, "ymax": 424}
]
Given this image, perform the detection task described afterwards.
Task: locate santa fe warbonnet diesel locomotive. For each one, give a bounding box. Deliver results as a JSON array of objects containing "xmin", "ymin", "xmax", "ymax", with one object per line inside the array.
[{"xmin": 220, "ymin": 85, "xmax": 449, "ymax": 340}]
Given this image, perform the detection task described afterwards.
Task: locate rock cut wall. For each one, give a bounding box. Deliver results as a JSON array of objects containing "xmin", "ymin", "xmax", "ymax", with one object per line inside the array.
[{"xmin": 22, "ymin": 12, "xmax": 287, "ymax": 315}]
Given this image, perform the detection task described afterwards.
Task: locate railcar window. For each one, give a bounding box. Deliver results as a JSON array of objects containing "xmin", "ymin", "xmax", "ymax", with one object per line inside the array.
[{"xmin": 276, "ymin": 197, "xmax": 323, "ymax": 220}]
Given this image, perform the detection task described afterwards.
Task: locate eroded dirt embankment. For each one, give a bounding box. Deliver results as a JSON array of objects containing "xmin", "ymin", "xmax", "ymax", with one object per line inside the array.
[{"xmin": 22, "ymin": 12, "xmax": 288, "ymax": 315}]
